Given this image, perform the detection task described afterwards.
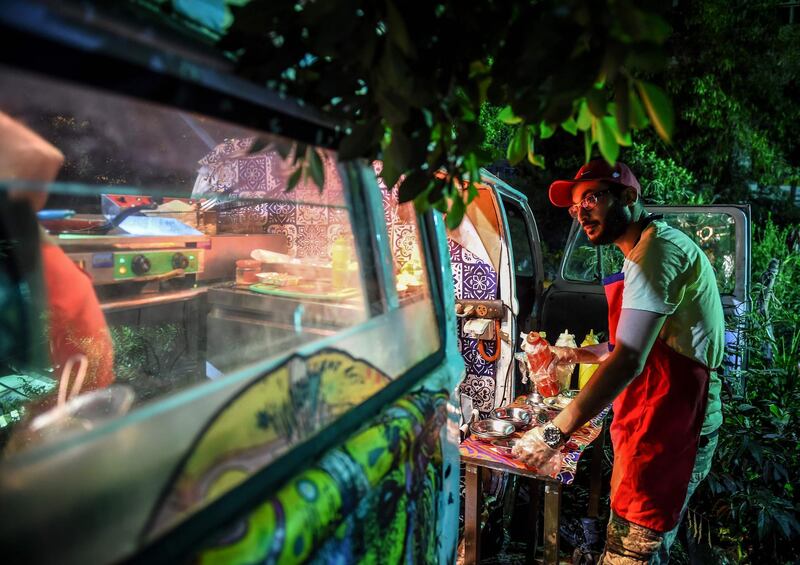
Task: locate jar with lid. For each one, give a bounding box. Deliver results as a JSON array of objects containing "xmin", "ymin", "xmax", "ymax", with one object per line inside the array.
[{"xmin": 235, "ymin": 259, "xmax": 261, "ymax": 285}]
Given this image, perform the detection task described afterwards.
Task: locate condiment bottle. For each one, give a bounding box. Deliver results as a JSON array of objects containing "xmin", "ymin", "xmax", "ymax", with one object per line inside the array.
[
  {"xmin": 522, "ymin": 332, "xmax": 560, "ymax": 397},
  {"xmin": 331, "ymin": 236, "xmax": 350, "ymax": 290},
  {"xmin": 578, "ymin": 330, "xmax": 600, "ymax": 389},
  {"xmin": 555, "ymin": 329, "xmax": 577, "ymax": 390}
]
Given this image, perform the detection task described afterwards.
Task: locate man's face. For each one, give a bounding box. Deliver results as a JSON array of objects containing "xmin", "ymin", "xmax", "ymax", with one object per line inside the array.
[{"xmin": 571, "ymin": 181, "xmax": 630, "ymax": 246}]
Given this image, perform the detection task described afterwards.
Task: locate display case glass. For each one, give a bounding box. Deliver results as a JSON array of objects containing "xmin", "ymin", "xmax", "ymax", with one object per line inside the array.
[{"xmin": 0, "ymin": 65, "xmax": 438, "ymax": 460}]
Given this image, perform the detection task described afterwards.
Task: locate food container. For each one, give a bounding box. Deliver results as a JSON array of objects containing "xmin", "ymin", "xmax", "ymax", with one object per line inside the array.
[
  {"xmin": 491, "ymin": 406, "xmax": 533, "ymax": 429},
  {"xmin": 543, "ymin": 389, "xmax": 579, "ymax": 411},
  {"xmin": 469, "ymin": 418, "xmax": 514, "ymax": 442},
  {"xmin": 235, "ymin": 259, "xmax": 261, "ymax": 285}
]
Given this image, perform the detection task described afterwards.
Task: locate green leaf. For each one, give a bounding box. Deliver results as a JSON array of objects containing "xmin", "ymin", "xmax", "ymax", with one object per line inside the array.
[
  {"xmin": 498, "ymin": 105, "xmax": 522, "ymax": 125},
  {"xmin": 506, "ymin": 125, "xmax": 528, "ymax": 165},
  {"xmin": 445, "ymin": 192, "xmax": 466, "ymax": 230},
  {"xmin": 307, "ymin": 148, "xmax": 325, "ymax": 191},
  {"xmin": 386, "ymin": 130, "xmax": 413, "ymax": 173},
  {"xmin": 636, "ymin": 80, "xmax": 674, "ymax": 142},
  {"xmin": 586, "ymin": 88, "xmax": 606, "ymax": 118},
  {"xmin": 757, "ymin": 509, "xmax": 768, "ymax": 540},
  {"xmin": 286, "ymin": 165, "xmax": 303, "ymax": 192},
  {"xmin": 540, "ymin": 122, "xmax": 556, "ymax": 139},
  {"xmin": 597, "ymin": 117, "xmax": 620, "ymax": 164},
  {"xmin": 526, "ymin": 126, "xmax": 536, "ymax": 164},
  {"xmin": 629, "ymin": 90, "xmax": 649, "ymax": 129},
  {"xmin": 385, "ymin": 0, "xmax": 415, "ymax": 58},
  {"xmin": 530, "ymin": 153, "xmax": 545, "ymax": 169},
  {"xmin": 339, "ymin": 119, "xmax": 382, "ymax": 161},
  {"xmin": 293, "ymin": 143, "xmax": 307, "ymax": 165},
  {"xmin": 576, "ymin": 101, "xmax": 592, "ymax": 131},
  {"xmin": 561, "ymin": 116, "xmax": 578, "ymax": 135},
  {"xmin": 584, "ymin": 129, "xmax": 593, "ymax": 162},
  {"xmin": 247, "ymin": 136, "xmax": 270, "ymax": 154},
  {"xmin": 614, "ymin": 80, "xmax": 630, "ymax": 136},
  {"xmin": 381, "ymin": 157, "xmax": 402, "ymax": 189},
  {"xmin": 397, "ymin": 170, "xmax": 429, "ymax": 203}
]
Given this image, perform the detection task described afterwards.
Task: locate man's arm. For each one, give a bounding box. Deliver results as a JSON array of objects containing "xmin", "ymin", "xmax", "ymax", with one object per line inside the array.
[
  {"xmin": 552, "ymin": 341, "xmax": 611, "ymax": 364},
  {"xmin": 552, "ymin": 308, "xmax": 666, "ymax": 436}
]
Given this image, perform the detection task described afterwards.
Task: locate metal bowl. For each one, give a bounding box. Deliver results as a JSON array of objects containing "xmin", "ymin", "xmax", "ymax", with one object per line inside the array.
[
  {"xmin": 469, "ymin": 418, "xmax": 515, "ymax": 442},
  {"xmin": 543, "ymin": 390, "xmax": 580, "ymax": 411},
  {"xmin": 491, "ymin": 406, "xmax": 533, "ymax": 429}
]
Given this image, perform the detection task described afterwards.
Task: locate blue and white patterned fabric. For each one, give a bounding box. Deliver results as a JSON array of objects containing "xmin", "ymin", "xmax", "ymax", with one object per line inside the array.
[{"xmin": 448, "ymin": 239, "xmax": 499, "ymax": 413}]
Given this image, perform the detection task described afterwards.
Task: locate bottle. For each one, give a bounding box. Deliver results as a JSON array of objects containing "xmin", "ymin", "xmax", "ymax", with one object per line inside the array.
[
  {"xmin": 555, "ymin": 329, "xmax": 577, "ymax": 390},
  {"xmin": 331, "ymin": 236, "xmax": 350, "ymax": 290},
  {"xmin": 522, "ymin": 332, "xmax": 559, "ymax": 398},
  {"xmin": 578, "ymin": 330, "xmax": 600, "ymax": 389}
]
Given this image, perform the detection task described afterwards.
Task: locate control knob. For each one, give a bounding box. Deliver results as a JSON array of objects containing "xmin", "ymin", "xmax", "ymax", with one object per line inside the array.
[
  {"xmin": 172, "ymin": 252, "xmax": 190, "ymax": 270},
  {"xmin": 131, "ymin": 255, "xmax": 151, "ymax": 276}
]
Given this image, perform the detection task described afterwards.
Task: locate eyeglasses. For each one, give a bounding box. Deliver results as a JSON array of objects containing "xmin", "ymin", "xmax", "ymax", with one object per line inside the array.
[{"xmin": 568, "ymin": 189, "xmax": 612, "ymax": 218}]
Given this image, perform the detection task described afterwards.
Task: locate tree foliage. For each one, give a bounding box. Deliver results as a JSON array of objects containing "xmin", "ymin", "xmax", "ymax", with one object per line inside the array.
[
  {"xmin": 655, "ymin": 0, "xmax": 800, "ymax": 206},
  {"xmin": 160, "ymin": 0, "xmax": 679, "ymax": 225}
]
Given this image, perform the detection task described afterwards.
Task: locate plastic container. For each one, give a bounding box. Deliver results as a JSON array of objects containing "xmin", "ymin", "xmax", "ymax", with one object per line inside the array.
[
  {"xmin": 578, "ymin": 330, "xmax": 600, "ymax": 389},
  {"xmin": 331, "ymin": 236, "xmax": 350, "ymax": 290},
  {"xmin": 236, "ymin": 259, "xmax": 261, "ymax": 285},
  {"xmin": 555, "ymin": 329, "xmax": 577, "ymax": 390},
  {"xmin": 521, "ymin": 332, "xmax": 560, "ymax": 398}
]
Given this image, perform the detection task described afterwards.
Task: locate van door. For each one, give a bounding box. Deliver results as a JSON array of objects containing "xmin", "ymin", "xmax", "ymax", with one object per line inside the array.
[
  {"xmin": 478, "ymin": 171, "xmax": 546, "ymax": 395},
  {"xmin": 540, "ymin": 205, "xmax": 751, "ymax": 387}
]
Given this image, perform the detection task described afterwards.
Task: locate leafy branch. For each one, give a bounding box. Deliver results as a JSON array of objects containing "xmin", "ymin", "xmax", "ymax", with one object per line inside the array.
[{"xmin": 207, "ymin": 0, "xmax": 676, "ymax": 226}]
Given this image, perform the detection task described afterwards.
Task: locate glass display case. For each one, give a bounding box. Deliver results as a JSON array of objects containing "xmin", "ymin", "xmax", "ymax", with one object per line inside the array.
[{"xmin": 2, "ymin": 65, "xmax": 378, "ymax": 446}]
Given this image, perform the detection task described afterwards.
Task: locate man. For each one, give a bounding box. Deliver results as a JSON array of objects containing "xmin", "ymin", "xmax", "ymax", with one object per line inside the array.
[
  {"xmin": 513, "ymin": 160, "xmax": 723, "ymax": 564},
  {"xmin": 1, "ymin": 112, "xmax": 114, "ymax": 399}
]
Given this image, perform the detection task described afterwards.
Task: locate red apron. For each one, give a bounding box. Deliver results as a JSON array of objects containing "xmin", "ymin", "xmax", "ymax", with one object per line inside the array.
[{"xmin": 603, "ymin": 271, "xmax": 709, "ymax": 532}]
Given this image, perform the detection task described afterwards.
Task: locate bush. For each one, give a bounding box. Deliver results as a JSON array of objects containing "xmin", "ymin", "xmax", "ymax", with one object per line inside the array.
[{"xmin": 690, "ymin": 217, "xmax": 800, "ymax": 563}]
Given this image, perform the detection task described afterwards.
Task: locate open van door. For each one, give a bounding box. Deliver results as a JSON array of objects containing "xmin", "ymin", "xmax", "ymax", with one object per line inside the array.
[
  {"xmin": 472, "ymin": 172, "xmax": 546, "ymax": 397},
  {"xmin": 540, "ymin": 205, "xmax": 751, "ymax": 390}
]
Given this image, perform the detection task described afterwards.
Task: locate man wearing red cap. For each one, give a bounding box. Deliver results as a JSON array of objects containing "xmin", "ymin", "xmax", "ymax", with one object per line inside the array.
[{"xmin": 513, "ymin": 159, "xmax": 724, "ymax": 563}]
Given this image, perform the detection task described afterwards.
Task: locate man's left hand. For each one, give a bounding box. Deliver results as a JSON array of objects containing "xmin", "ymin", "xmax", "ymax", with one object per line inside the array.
[{"xmin": 512, "ymin": 426, "xmax": 563, "ymax": 473}]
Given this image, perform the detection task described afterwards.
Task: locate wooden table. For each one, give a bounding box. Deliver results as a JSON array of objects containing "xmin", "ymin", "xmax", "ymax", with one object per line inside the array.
[{"xmin": 460, "ymin": 403, "xmax": 608, "ymax": 565}]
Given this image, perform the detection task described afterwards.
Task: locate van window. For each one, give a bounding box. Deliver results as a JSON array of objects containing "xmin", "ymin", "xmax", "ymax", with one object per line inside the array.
[
  {"xmin": 0, "ymin": 66, "xmax": 438, "ymax": 462},
  {"xmin": 503, "ymin": 199, "xmax": 535, "ymax": 277},
  {"xmin": 563, "ymin": 211, "xmax": 738, "ymax": 294},
  {"xmin": 563, "ymin": 228, "xmax": 601, "ymax": 282}
]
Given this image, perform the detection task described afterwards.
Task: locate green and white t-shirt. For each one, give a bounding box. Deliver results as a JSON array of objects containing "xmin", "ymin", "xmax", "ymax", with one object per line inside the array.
[{"xmin": 622, "ymin": 220, "xmax": 725, "ymax": 434}]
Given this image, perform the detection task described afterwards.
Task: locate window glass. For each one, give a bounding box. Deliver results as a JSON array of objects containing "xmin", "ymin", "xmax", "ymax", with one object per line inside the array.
[
  {"xmin": 563, "ymin": 227, "xmax": 601, "ymax": 282},
  {"xmin": 503, "ymin": 199, "xmax": 535, "ymax": 277},
  {"xmin": 376, "ymin": 164, "xmax": 434, "ymax": 305},
  {"xmin": 659, "ymin": 212, "xmax": 737, "ymax": 295},
  {"xmin": 564, "ymin": 212, "xmax": 737, "ymax": 294},
  {"xmin": 0, "ymin": 66, "xmax": 438, "ymax": 458}
]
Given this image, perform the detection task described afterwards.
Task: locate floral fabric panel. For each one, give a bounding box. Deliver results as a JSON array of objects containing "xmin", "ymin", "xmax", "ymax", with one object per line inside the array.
[
  {"xmin": 192, "ymin": 138, "xmax": 347, "ymax": 261},
  {"xmin": 448, "ymin": 239, "xmax": 499, "ymax": 413}
]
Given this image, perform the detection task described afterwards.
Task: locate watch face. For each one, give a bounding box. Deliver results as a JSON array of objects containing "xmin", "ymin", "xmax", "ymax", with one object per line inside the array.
[{"xmin": 543, "ymin": 425, "xmax": 562, "ymax": 447}]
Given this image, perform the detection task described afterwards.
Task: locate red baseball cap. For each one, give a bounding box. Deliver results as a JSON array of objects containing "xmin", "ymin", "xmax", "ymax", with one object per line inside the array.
[{"xmin": 549, "ymin": 159, "xmax": 641, "ymax": 207}]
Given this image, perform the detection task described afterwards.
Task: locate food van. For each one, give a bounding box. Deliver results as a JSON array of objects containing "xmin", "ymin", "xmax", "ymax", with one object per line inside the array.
[
  {"xmin": 0, "ymin": 3, "xmax": 751, "ymax": 564},
  {"xmin": 0, "ymin": 4, "xmax": 466, "ymax": 564}
]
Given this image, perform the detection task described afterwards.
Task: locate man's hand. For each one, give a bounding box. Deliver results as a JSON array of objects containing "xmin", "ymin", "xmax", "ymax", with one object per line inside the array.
[
  {"xmin": 512, "ymin": 426, "xmax": 563, "ymax": 474},
  {"xmin": 549, "ymin": 346, "xmax": 578, "ymax": 365}
]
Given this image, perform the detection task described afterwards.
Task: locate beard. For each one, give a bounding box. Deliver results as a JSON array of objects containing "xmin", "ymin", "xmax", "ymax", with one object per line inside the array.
[{"xmin": 585, "ymin": 201, "xmax": 629, "ymax": 246}]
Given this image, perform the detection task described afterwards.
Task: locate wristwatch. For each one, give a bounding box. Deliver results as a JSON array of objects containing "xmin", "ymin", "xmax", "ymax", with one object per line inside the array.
[{"xmin": 541, "ymin": 422, "xmax": 569, "ymax": 449}]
